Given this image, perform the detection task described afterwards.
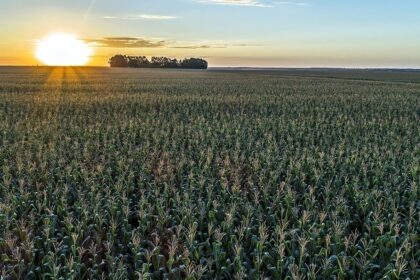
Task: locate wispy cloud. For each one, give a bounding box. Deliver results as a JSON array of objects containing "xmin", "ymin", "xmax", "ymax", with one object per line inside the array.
[
  {"xmin": 171, "ymin": 42, "xmax": 259, "ymax": 49},
  {"xmin": 275, "ymin": 1, "xmax": 307, "ymax": 6},
  {"xmin": 139, "ymin": 14, "xmax": 177, "ymax": 20},
  {"xmin": 103, "ymin": 14, "xmax": 177, "ymax": 20},
  {"xmin": 172, "ymin": 44, "xmax": 224, "ymax": 49},
  {"xmin": 85, "ymin": 37, "xmax": 256, "ymax": 50},
  {"xmin": 86, "ymin": 37, "xmax": 167, "ymax": 48},
  {"xmin": 198, "ymin": 0, "xmax": 307, "ymax": 7},
  {"xmin": 199, "ymin": 0, "xmax": 272, "ymax": 7}
]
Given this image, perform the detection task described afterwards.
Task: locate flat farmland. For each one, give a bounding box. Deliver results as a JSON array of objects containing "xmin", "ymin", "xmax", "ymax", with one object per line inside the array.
[{"xmin": 0, "ymin": 67, "xmax": 419, "ymax": 279}]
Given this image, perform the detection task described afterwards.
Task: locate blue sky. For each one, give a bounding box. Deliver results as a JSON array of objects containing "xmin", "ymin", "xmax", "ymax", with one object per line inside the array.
[{"xmin": 1, "ymin": 0, "xmax": 419, "ymax": 67}]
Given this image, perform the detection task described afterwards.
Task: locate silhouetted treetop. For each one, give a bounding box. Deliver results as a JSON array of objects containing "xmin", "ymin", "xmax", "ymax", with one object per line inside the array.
[{"xmin": 109, "ymin": 55, "xmax": 208, "ymax": 69}]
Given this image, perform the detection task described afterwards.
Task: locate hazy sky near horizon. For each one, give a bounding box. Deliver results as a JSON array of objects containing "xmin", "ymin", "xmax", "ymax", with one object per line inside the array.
[{"xmin": 1, "ymin": 0, "xmax": 419, "ymax": 67}]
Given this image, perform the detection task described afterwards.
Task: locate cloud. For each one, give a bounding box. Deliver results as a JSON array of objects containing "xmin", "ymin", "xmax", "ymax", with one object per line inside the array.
[
  {"xmin": 86, "ymin": 37, "xmax": 167, "ymax": 48},
  {"xmin": 198, "ymin": 0, "xmax": 307, "ymax": 7},
  {"xmin": 86, "ymin": 37, "xmax": 257, "ymax": 50},
  {"xmin": 171, "ymin": 45, "xmax": 212, "ymax": 49},
  {"xmin": 199, "ymin": 0, "xmax": 272, "ymax": 7},
  {"xmin": 275, "ymin": 1, "xmax": 307, "ymax": 6},
  {"xmin": 171, "ymin": 44, "xmax": 225, "ymax": 49},
  {"xmin": 171, "ymin": 42, "xmax": 262, "ymax": 49},
  {"xmin": 139, "ymin": 14, "xmax": 177, "ymax": 20},
  {"xmin": 103, "ymin": 14, "xmax": 177, "ymax": 20}
]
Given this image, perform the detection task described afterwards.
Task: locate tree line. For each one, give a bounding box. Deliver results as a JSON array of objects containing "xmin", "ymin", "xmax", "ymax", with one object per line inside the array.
[{"xmin": 109, "ymin": 55, "xmax": 208, "ymax": 69}]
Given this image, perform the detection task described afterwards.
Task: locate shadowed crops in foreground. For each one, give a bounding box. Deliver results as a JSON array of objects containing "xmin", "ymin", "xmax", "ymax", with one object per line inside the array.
[{"xmin": 0, "ymin": 67, "xmax": 419, "ymax": 279}]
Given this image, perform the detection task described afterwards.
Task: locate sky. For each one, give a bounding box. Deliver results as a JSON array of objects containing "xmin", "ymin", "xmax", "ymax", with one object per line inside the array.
[{"xmin": 0, "ymin": 0, "xmax": 419, "ymax": 67}]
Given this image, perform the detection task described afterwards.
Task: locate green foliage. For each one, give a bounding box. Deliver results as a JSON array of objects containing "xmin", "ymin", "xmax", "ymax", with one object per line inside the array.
[{"xmin": 0, "ymin": 67, "xmax": 419, "ymax": 279}]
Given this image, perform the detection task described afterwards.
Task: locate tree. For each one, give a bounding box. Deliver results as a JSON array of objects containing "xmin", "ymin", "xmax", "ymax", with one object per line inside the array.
[
  {"xmin": 167, "ymin": 58, "xmax": 180, "ymax": 68},
  {"xmin": 127, "ymin": 57, "xmax": 140, "ymax": 68},
  {"xmin": 151, "ymin": 57, "xmax": 163, "ymax": 68},
  {"xmin": 109, "ymin": 55, "xmax": 208, "ymax": 69},
  {"xmin": 181, "ymin": 58, "xmax": 208, "ymax": 69},
  {"xmin": 137, "ymin": 56, "xmax": 150, "ymax": 67},
  {"xmin": 109, "ymin": 55, "xmax": 128, "ymax": 67}
]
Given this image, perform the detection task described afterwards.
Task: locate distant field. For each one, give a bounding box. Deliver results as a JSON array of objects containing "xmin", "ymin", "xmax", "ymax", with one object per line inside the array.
[
  {"xmin": 210, "ymin": 68, "xmax": 420, "ymax": 84},
  {"xmin": 0, "ymin": 67, "xmax": 419, "ymax": 279}
]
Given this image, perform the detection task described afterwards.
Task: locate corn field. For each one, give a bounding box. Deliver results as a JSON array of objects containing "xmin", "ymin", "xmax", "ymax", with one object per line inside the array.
[{"xmin": 0, "ymin": 67, "xmax": 419, "ymax": 279}]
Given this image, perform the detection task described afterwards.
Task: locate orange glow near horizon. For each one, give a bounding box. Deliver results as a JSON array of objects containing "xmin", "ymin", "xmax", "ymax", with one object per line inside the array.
[{"xmin": 35, "ymin": 33, "xmax": 92, "ymax": 66}]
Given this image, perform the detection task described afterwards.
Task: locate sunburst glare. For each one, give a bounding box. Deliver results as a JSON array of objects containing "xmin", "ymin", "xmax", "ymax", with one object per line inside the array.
[{"xmin": 35, "ymin": 33, "xmax": 92, "ymax": 66}]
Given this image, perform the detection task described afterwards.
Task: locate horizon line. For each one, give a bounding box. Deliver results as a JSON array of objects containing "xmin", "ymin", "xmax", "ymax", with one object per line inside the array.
[{"xmin": 1, "ymin": 65, "xmax": 420, "ymax": 71}]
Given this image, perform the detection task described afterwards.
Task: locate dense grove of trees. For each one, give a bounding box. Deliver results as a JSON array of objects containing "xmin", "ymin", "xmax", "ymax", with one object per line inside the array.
[{"xmin": 109, "ymin": 55, "xmax": 208, "ymax": 69}]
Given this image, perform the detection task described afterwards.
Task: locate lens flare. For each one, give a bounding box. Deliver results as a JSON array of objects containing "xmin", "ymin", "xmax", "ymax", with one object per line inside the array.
[{"xmin": 36, "ymin": 33, "xmax": 91, "ymax": 66}]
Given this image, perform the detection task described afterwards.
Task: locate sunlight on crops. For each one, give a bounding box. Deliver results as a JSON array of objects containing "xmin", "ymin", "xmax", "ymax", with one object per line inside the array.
[{"xmin": 0, "ymin": 67, "xmax": 419, "ymax": 279}]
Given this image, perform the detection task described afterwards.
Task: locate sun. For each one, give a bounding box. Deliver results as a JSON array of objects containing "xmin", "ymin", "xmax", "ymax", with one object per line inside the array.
[{"xmin": 35, "ymin": 33, "xmax": 92, "ymax": 66}]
